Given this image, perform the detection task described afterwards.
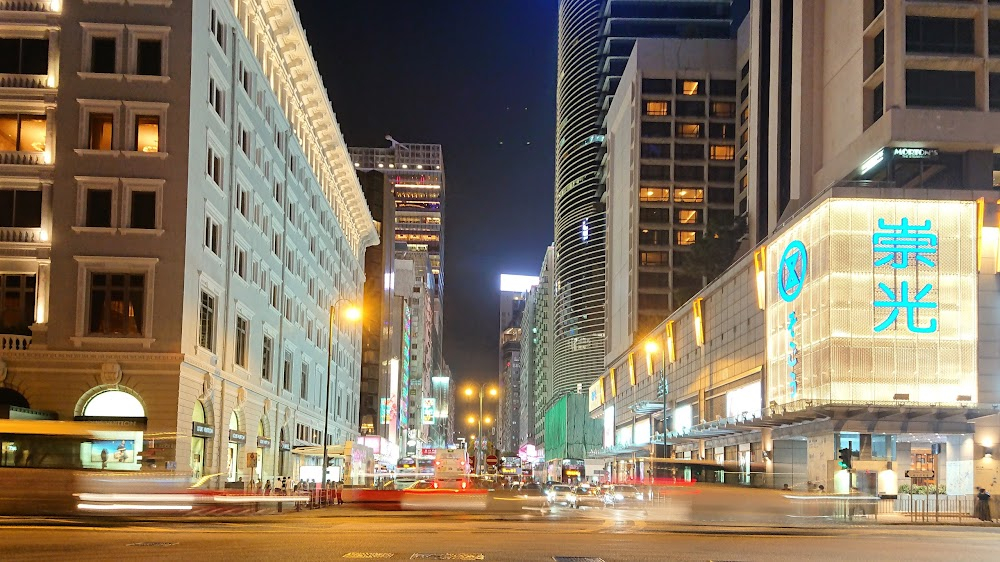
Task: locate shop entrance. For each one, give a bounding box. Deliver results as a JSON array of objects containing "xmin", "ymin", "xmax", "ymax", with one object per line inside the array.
[
  {"xmin": 190, "ymin": 401, "xmax": 211, "ymax": 481},
  {"xmin": 227, "ymin": 412, "xmax": 240, "ymax": 482}
]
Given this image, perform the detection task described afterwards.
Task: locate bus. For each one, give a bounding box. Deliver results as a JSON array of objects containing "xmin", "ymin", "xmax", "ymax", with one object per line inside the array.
[
  {"xmin": 432, "ymin": 448, "xmax": 470, "ymax": 489},
  {"xmin": 0, "ymin": 419, "xmax": 185, "ymax": 515},
  {"xmin": 547, "ymin": 458, "xmax": 586, "ymax": 485}
]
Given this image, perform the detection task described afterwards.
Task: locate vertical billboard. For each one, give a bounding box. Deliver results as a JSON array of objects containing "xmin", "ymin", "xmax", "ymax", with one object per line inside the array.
[
  {"xmin": 400, "ymin": 304, "xmax": 411, "ymax": 429},
  {"xmin": 766, "ymin": 198, "xmax": 977, "ymax": 405}
]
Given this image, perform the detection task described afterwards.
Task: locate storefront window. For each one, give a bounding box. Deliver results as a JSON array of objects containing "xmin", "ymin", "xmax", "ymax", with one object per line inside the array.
[
  {"xmin": 190, "ymin": 400, "xmax": 208, "ymax": 481},
  {"xmin": 227, "ymin": 412, "xmax": 240, "ymax": 482},
  {"xmin": 255, "ymin": 419, "xmax": 265, "ymax": 482},
  {"xmin": 81, "ymin": 389, "xmax": 145, "ymax": 471}
]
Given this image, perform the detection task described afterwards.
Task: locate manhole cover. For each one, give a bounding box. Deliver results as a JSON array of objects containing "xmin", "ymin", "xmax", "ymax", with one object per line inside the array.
[
  {"xmin": 126, "ymin": 542, "xmax": 177, "ymax": 547},
  {"xmin": 343, "ymin": 554, "xmax": 394, "ymax": 559},
  {"xmin": 410, "ymin": 552, "xmax": 486, "ymax": 560}
]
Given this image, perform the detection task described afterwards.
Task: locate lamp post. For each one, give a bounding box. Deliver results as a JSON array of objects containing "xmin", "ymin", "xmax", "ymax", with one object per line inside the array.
[
  {"xmin": 464, "ymin": 384, "xmax": 498, "ymax": 475},
  {"xmin": 322, "ymin": 298, "xmax": 361, "ymax": 492}
]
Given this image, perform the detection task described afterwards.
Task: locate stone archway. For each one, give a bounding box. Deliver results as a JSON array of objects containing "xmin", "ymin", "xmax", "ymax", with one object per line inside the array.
[{"xmin": 0, "ymin": 387, "xmax": 29, "ymax": 410}]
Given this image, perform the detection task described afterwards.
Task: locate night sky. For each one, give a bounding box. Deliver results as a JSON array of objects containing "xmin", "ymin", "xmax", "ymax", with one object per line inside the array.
[{"xmin": 295, "ymin": 1, "xmax": 559, "ymax": 390}]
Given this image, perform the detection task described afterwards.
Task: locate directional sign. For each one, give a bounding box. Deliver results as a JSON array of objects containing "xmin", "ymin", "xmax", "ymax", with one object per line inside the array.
[
  {"xmin": 485, "ymin": 455, "xmax": 499, "ymax": 466},
  {"xmin": 905, "ymin": 469, "xmax": 934, "ymax": 479}
]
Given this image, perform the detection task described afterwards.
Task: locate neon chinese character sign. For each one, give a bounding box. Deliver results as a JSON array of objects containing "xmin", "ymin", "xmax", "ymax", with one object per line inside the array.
[
  {"xmin": 776, "ymin": 240, "xmax": 807, "ymax": 398},
  {"xmin": 872, "ymin": 218, "xmax": 939, "ymax": 333}
]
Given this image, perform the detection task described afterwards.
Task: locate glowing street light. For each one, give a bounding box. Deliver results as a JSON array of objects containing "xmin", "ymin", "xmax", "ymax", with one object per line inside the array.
[{"xmin": 464, "ymin": 383, "xmax": 499, "ymax": 475}]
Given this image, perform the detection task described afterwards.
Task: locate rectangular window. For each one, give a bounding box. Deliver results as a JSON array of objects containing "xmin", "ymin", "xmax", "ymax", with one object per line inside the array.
[
  {"xmin": 0, "ymin": 114, "xmax": 46, "ymax": 152},
  {"xmin": 676, "ymin": 231, "xmax": 697, "ymax": 246},
  {"xmin": 708, "ymin": 187, "xmax": 732, "ymax": 204},
  {"xmin": 709, "ymin": 145, "xmax": 735, "ymax": 160},
  {"xmin": 283, "ymin": 353, "xmax": 292, "ymax": 392},
  {"xmin": 643, "ymin": 101, "xmax": 670, "ymax": 116},
  {"xmin": 708, "ymin": 166, "xmax": 735, "ymax": 183},
  {"xmin": 639, "ymin": 187, "xmax": 669, "ymax": 202},
  {"xmin": 0, "ymin": 190, "xmax": 42, "ymax": 228},
  {"xmin": 0, "ymin": 38, "xmax": 48, "ymax": 74},
  {"xmin": 129, "ymin": 191, "xmax": 156, "ymax": 229},
  {"xmin": 135, "ymin": 39, "xmax": 162, "ymax": 76},
  {"xmin": 91, "ymin": 37, "xmax": 117, "ymax": 73},
  {"xmin": 233, "ymin": 245, "xmax": 247, "ymax": 279},
  {"xmin": 709, "ymin": 123, "xmax": 735, "ymax": 139},
  {"xmin": 641, "ymin": 78, "xmax": 672, "ymax": 94},
  {"xmin": 906, "ymin": 16, "xmax": 974, "ymax": 55},
  {"xmin": 674, "ymin": 144, "xmax": 704, "ymax": 160},
  {"xmin": 88, "ymin": 113, "xmax": 113, "ymax": 150},
  {"xmin": 198, "ymin": 291, "xmax": 216, "ymax": 351},
  {"xmin": 210, "ymin": 8, "xmax": 226, "ymax": 53},
  {"xmin": 300, "ymin": 364, "xmax": 309, "ymax": 400},
  {"xmin": 638, "ymin": 207, "xmax": 669, "ymax": 223},
  {"xmin": 0, "ymin": 274, "xmax": 36, "ymax": 331},
  {"xmin": 675, "ymin": 100, "xmax": 705, "ymax": 117},
  {"xmin": 673, "ymin": 188, "xmax": 704, "ymax": 203},
  {"xmin": 204, "ymin": 216, "xmax": 221, "ymax": 255},
  {"xmin": 674, "ymin": 166, "xmax": 704, "ymax": 181},
  {"xmin": 638, "ymin": 229, "xmax": 670, "ymax": 245},
  {"xmin": 710, "ymin": 79, "xmax": 737, "ymax": 96},
  {"xmin": 209, "ymin": 78, "xmax": 226, "ymax": 121},
  {"xmin": 639, "ymin": 252, "xmax": 669, "ymax": 266},
  {"xmin": 134, "ymin": 115, "xmax": 159, "ymax": 153},
  {"xmin": 710, "ymin": 102, "xmax": 736, "ymax": 118},
  {"xmin": 677, "ymin": 210, "xmax": 701, "ymax": 224},
  {"xmin": 641, "ymin": 121, "xmax": 672, "ymax": 138},
  {"xmin": 990, "ymin": 74, "xmax": 1000, "ymax": 110},
  {"xmin": 85, "ymin": 189, "xmax": 113, "ymax": 228},
  {"xmin": 678, "ymin": 80, "xmax": 702, "ymax": 95},
  {"xmin": 872, "ymin": 82, "xmax": 885, "ymax": 122},
  {"xmin": 207, "ymin": 147, "xmax": 223, "ymax": 187},
  {"xmin": 676, "ymin": 123, "xmax": 702, "ymax": 139},
  {"xmin": 639, "ymin": 164, "xmax": 670, "ymax": 181},
  {"xmin": 88, "ymin": 273, "xmax": 144, "ymax": 336},
  {"xmin": 906, "ymin": 69, "xmax": 975, "ymax": 108},
  {"xmin": 234, "ymin": 314, "xmax": 248, "ymax": 368},
  {"xmin": 872, "ymin": 29, "xmax": 885, "ymax": 72},
  {"xmin": 990, "ymin": 21, "xmax": 1000, "ymax": 56},
  {"xmin": 236, "ymin": 185, "xmax": 249, "ymax": 219},
  {"xmin": 640, "ymin": 143, "xmax": 670, "ymax": 159},
  {"xmin": 261, "ymin": 334, "xmax": 273, "ymax": 381}
]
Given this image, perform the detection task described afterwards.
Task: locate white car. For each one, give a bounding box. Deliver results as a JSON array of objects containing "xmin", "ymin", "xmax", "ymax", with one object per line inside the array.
[{"xmin": 546, "ymin": 484, "xmax": 578, "ymax": 508}]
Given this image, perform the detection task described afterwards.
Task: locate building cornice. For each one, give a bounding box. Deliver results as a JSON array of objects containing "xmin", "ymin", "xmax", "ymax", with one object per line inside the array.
[{"xmin": 254, "ymin": 0, "xmax": 379, "ymax": 257}]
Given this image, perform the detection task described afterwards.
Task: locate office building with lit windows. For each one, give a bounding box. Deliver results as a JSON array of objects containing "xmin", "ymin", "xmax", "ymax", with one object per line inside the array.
[
  {"xmin": 0, "ymin": 0, "xmax": 378, "ymax": 486},
  {"xmin": 589, "ymin": 0, "xmax": 1000, "ymax": 498},
  {"xmin": 605, "ymin": 38, "xmax": 739, "ymax": 363}
]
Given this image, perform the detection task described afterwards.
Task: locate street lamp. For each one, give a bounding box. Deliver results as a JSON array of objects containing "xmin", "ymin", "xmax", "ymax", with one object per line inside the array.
[
  {"xmin": 322, "ymin": 298, "xmax": 361, "ymax": 491},
  {"xmin": 464, "ymin": 384, "xmax": 498, "ymax": 475}
]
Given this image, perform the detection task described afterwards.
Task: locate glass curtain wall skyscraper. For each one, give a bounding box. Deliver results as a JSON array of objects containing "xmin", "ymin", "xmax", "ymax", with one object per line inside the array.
[{"xmin": 552, "ymin": 0, "xmax": 732, "ymax": 405}]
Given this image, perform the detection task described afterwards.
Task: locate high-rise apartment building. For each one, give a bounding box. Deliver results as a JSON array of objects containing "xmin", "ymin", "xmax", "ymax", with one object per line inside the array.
[
  {"xmin": 0, "ymin": 0, "xmax": 377, "ymax": 484},
  {"xmin": 498, "ymin": 274, "xmax": 538, "ymax": 455}
]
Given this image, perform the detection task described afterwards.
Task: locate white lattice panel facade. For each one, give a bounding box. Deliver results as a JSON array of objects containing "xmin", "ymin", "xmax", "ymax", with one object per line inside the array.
[{"xmin": 766, "ymin": 199, "xmax": 978, "ymax": 406}]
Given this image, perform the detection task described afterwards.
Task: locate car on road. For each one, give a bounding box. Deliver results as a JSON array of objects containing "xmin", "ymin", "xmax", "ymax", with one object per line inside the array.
[
  {"xmin": 545, "ymin": 484, "xmax": 577, "ymax": 508},
  {"xmin": 573, "ymin": 486, "xmax": 609, "ymax": 509},
  {"xmin": 606, "ymin": 485, "xmax": 645, "ymax": 507}
]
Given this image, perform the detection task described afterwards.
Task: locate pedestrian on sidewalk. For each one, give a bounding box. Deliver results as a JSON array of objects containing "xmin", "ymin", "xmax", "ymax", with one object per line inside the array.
[
  {"xmin": 336, "ymin": 480, "xmax": 344, "ymax": 505},
  {"xmin": 264, "ymin": 479, "xmax": 272, "ymax": 495},
  {"xmin": 975, "ymin": 488, "xmax": 992, "ymax": 522}
]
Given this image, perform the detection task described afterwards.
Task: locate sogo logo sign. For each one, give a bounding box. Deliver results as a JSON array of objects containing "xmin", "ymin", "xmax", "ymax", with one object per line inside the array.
[{"xmin": 777, "ymin": 240, "xmax": 807, "ymax": 399}]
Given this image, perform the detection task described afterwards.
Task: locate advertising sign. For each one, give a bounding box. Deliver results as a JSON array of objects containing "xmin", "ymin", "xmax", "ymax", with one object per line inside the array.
[
  {"xmin": 400, "ymin": 305, "xmax": 411, "ymax": 429},
  {"xmin": 766, "ymin": 198, "xmax": 977, "ymax": 405},
  {"xmin": 421, "ymin": 398, "xmax": 436, "ymax": 425}
]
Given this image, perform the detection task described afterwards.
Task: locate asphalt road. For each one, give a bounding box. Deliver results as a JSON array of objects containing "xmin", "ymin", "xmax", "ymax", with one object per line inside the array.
[{"xmin": 2, "ymin": 509, "xmax": 998, "ymax": 562}]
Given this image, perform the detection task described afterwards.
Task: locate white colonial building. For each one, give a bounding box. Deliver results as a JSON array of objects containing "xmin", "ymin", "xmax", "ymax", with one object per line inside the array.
[{"xmin": 0, "ymin": 0, "xmax": 378, "ymax": 486}]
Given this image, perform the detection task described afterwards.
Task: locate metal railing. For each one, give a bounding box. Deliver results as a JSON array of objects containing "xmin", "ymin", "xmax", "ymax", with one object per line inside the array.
[
  {"xmin": 0, "ymin": 1, "xmax": 51, "ymax": 12},
  {"xmin": 0, "ymin": 74, "xmax": 47, "ymax": 88},
  {"xmin": 0, "ymin": 151, "xmax": 45, "ymax": 165},
  {"xmin": 0, "ymin": 334, "xmax": 31, "ymax": 351}
]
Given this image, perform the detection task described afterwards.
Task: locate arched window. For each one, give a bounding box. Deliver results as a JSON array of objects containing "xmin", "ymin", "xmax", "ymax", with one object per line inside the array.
[
  {"xmin": 193, "ymin": 400, "xmax": 206, "ymax": 424},
  {"xmin": 83, "ymin": 390, "xmax": 144, "ymax": 417},
  {"xmin": 229, "ymin": 411, "xmax": 239, "ymax": 431}
]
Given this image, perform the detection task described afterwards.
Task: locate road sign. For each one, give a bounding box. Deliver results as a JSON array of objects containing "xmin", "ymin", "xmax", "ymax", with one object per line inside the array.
[
  {"xmin": 905, "ymin": 469, "xmax": 934, "ymax": 478},
  {"xmin": 485, "ymin": 455, "xmax": 499, "ymax": 466}
]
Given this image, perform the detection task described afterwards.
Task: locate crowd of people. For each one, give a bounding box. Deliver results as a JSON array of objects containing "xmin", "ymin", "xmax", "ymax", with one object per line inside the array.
[{"xmin": 237, "ymin": 477, "xmax": 345, "ymax": 504}]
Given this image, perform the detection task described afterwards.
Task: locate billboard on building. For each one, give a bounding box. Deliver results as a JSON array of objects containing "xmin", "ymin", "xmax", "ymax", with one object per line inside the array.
[
  {"xmin": 421, "ymin": 398, "xmax": 436, "ymax": 425},
  {"xmin": 766, "ymin": 198, "xmax": 977, "ymax": 406}
]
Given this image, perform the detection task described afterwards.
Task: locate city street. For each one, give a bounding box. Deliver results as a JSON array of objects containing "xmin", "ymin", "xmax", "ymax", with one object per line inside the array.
[{"xmin": 1, "ymin": 507, "xmax": 998, "ymax": 562}]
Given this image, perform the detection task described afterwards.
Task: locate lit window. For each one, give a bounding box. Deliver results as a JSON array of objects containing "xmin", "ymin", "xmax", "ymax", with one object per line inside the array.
[
  {"xmin": 677, "ymin": 123, "xmax": 701, "ymax": 138},
  {"xmin": 674, "ymin": 189, "xmax": 704, "ymax": 203},
  {"xmin": 710, "ymin": 102, "xmax": 736, "ymax": 118},
  {"xmin": 676, "ymin": 231, "xmax": 697, "ymax": 245},
  {"xmin": 0, "ymin": 114, "xmax": 46, "ymax": 152},
  {"xmin": 88, "ymin": 273, "xmax": 145, "ymax": 335},
  {"xmin": 639, "ymin": 187, "xmax": 669, "ymax": 202},
  {"xmin": 677, "ymin": 210, "xmax": 700, "ymax": 224},
  {"xmin": 135, "ymin": 116, "xmax": 159, "ymax": 152},
  {"xmin": 682, "ymin": 81, "xmax": 701, "ymax": 95},
  {"xmin": 644, "ymin": 101, "xmax": 669, "ymax": 116},
  {"xmin": 710, "ymin": 145, "xmax": 735, "ymax": 160}
]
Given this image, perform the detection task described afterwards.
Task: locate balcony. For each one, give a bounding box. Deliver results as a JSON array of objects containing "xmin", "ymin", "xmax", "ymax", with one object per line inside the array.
[
  {"xmin": 0, "ymin": 151, "xmax": 46, "ymax": 166},
  {"xmin": 0, "ymin": 74, "xmax": 48, "ymax": 89},
  {"xmin": 0, "ymin": 333, "xmax": 31, "ymax": 351},
  {"xmin": 0, "ymin": 1, "xmax": 54, "ymax": 12},
  {"xmin": 0, "ymin": 227, "xmax": 44, "ymax": 243}
]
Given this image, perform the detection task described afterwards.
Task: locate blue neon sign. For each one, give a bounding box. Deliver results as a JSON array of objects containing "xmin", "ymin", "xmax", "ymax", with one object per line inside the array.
[{"xmin": 872, "ymin": 218, "xmax": 939, "ymax": 334}]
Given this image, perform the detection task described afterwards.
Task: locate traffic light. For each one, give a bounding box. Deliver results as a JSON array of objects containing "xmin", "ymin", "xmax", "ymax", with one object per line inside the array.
[{"xmin": 838, "ymin": 447, "xmax": 853, "ymax": 470}]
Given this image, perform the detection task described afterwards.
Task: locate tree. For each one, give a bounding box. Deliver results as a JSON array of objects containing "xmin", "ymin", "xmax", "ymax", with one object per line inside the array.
[{"xmin": 682, "ymin": 215, "xmax": 748, "ymax": 286}]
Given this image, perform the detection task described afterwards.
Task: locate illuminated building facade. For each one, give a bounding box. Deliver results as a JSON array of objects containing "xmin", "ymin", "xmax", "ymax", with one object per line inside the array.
[
  {"xmin": 0, "ymin": 0, "xmax": 378, "ymax": 485},
  {"xmin": 498, "ymin": 274, "xmax": 538, "ymax": 455}
]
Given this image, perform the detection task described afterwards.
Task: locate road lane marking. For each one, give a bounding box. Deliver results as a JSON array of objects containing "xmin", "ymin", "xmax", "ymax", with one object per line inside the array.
[
  {"xmin": 343, "ymin": 554, "xmax": 394, "ymax": 559},
  {"xmin": 410, "ymin": 555, "xmax": 484, "ymax": 560}
]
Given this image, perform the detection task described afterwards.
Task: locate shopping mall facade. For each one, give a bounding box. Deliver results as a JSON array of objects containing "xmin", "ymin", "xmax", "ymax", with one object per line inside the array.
[{"xmin": 590, "ymin": 188, "xmax": 1000, "ymax": 496}]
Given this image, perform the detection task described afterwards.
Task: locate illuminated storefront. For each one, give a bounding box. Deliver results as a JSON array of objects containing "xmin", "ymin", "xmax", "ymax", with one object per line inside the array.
[{"xmin": 765, "ymin": 198, "xmax": 978, "ymax": 406}]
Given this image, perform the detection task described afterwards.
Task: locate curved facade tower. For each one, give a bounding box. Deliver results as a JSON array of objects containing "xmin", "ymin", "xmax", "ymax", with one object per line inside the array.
[{"xmin": 552, "ymin": 0, "xmax": 605, "ymax": 400}]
